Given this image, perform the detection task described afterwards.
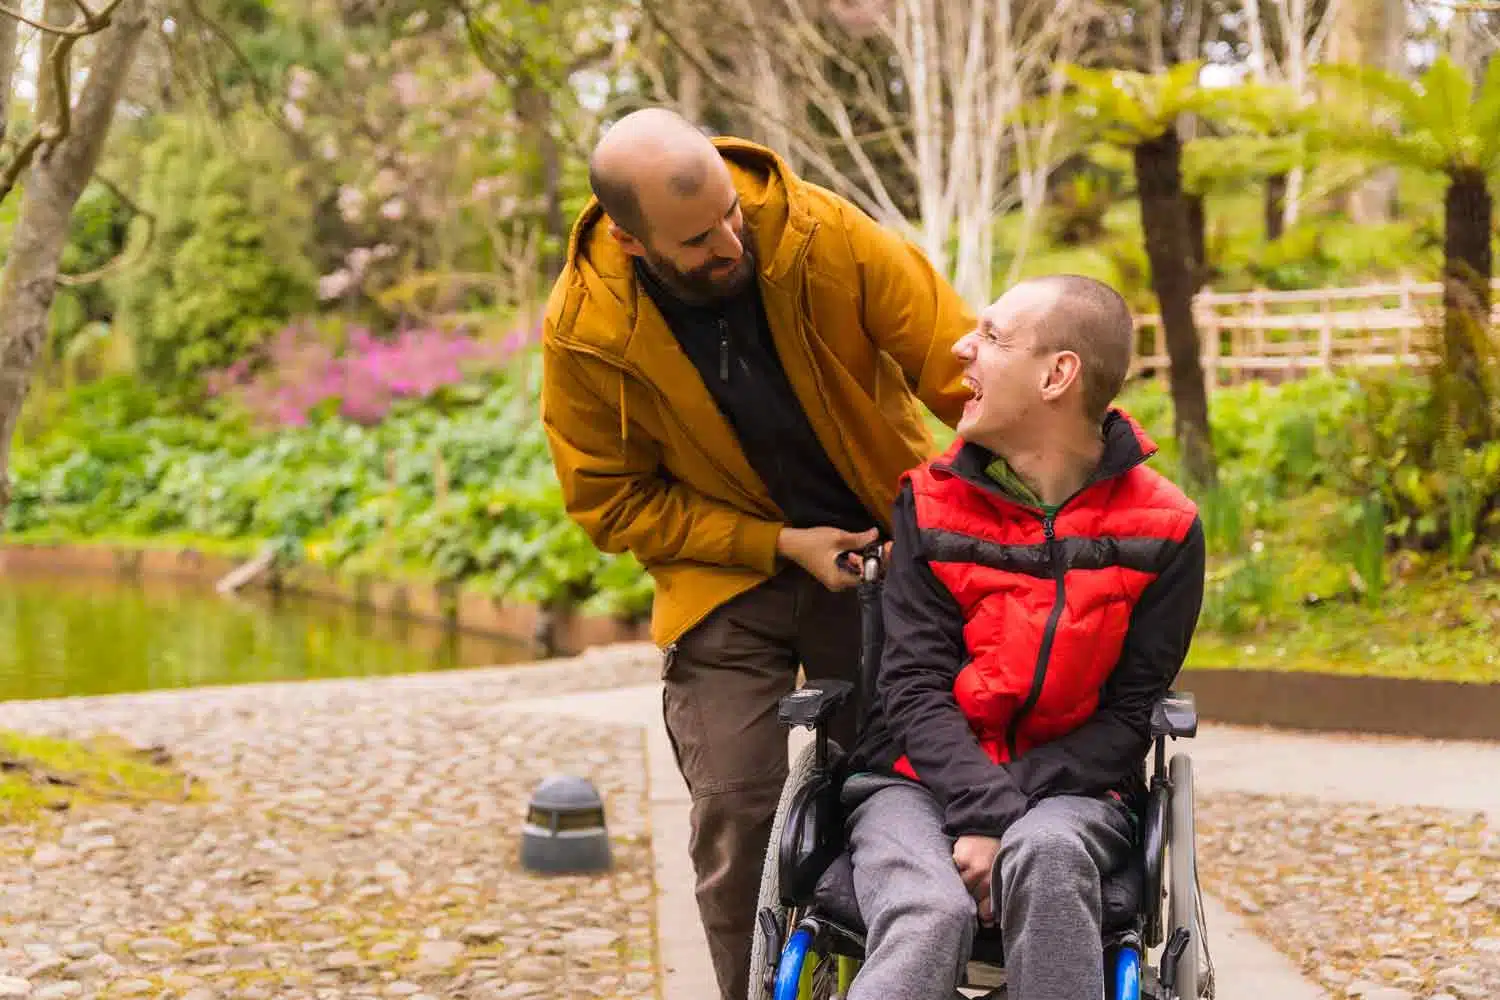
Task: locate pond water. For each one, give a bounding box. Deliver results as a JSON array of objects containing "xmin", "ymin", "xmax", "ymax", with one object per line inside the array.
[{"xmin": 0, "ymin": 572, "xmax": 536, "ymax": 703}]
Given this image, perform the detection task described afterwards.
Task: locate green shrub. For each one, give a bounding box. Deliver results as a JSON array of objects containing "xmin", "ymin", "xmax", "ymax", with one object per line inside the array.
[
  {"xmin": 112, "ymin": 116, "xmax": 318, "ymax": 390},
  {"xmin": 6, "ymin": 357, "xmax": 653, "ymax": 622}
]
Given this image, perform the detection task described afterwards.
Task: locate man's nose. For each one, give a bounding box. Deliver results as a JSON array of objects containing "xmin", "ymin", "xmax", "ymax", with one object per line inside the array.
[
  {"xmin": 953, "ymin": 332, "xmax": 976, "ymax": 359},
  {"xmin": 714, "ymin": 224, "xmax": 743, "ymax": 259}
]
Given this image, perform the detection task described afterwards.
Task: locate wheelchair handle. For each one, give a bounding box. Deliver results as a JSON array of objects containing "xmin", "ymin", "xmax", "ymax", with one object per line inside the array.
[{"xmin": 836, "ymin": 540, "xmax": 887, "ymax": 584}]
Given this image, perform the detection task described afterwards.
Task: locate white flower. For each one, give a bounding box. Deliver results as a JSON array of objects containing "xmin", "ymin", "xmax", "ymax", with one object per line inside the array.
[{"xmin": 318, "ymin": 270, "xmax": 352, "ymax": 301}]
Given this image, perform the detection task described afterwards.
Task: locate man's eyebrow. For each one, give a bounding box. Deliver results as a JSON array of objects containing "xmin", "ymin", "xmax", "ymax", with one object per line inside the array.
[{"xmin": 683, "ymin": 195, "xmax": 740, "ymax": 246}]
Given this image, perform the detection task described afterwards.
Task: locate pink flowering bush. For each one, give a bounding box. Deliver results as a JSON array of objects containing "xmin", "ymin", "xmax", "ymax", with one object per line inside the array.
[{"xmin": 206, "ymin": 321, "xmax": 537, "ymax": 427}]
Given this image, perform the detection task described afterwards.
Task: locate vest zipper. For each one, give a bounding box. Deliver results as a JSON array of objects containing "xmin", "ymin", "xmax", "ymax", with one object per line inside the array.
[{"xmin": 1006, "ymin": 513, "xmax": 1065, "ymax": 760}]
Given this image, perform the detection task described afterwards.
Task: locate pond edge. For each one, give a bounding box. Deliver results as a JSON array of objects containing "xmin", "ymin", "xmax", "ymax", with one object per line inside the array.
[
  {"xmin": 4, "ymin": 540, "xmax": 1499, "ymax": 743},
  {"xmin": 0, "ymin": 541, "xmax": 650, "ymax": 658}
]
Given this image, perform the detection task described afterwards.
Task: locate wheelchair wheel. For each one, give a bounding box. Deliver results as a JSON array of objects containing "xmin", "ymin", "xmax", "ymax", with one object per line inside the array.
[
  {"xmin": 1167, "ymin": 753, "xmax": 1201, "ymax": 999},
  {"xmin": 749, "ymin": 738, "xmax": 825, "ymax": 1000}
]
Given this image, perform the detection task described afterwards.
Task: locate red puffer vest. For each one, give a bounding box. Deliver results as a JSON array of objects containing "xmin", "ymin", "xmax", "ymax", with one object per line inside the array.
[{"xmin": 891, "ymin": 411, "xmax": 1198, "ymax": 780}]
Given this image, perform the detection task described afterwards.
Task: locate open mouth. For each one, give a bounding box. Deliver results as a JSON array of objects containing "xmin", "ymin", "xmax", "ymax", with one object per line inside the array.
[{"xmin": 962, "ymin": 374, "xmax": 983, "ymax": 401}]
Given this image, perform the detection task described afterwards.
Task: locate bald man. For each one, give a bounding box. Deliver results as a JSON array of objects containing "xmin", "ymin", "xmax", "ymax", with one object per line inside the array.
[
  {"xmin": 839, "ymin": 276, "xmax": 1205, "ymax": 1000},
  {"xmin": 540, "ymin": 108, "xmax": 974, "ymax": 1000}
]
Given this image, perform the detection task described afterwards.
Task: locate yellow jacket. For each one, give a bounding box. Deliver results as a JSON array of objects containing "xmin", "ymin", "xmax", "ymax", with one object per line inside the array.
[{"xmin": 540, "ymin": 138, "xmax": 975, "ymax": 646}]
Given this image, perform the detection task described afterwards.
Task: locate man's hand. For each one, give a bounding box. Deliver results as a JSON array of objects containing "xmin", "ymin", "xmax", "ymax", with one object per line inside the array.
[
  {"xmin": 777, "ymin": 526, "xmax": 879, "ymax": 591},
  {"xmin": 953, "ymin": 834, "xmax": 1003, "ymax": 925}
]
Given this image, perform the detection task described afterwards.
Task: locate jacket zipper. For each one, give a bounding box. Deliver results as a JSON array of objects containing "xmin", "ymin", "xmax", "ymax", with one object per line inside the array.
[
  {"xmin": 718, "ymin": 319, "xmax": 730, "ymax": 382},
  {"xmin": 780, "ymin": 223, "xmax": 878, "ymax": 516},
  {"xmin": 1006, "ymin": 512, "xmax": 1065, "ymax": 760}
]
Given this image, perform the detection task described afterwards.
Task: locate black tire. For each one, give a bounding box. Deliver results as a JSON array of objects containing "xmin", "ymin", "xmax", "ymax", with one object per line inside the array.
[
  {"xmin": 1168, "ymin": 752, "xmax": 1201, "ymax": 999},
  {"xmin": 748, "ymin": 739, "xmax": 825, "ymax": 1000}
]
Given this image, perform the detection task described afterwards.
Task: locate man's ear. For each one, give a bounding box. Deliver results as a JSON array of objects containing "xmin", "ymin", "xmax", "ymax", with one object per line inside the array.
[
  {"xmin": 1040, "ymin": 351, "xmax": 1083, "ymax": 402},
  {"xmin": 608, "ymin": 221, "xmax": 648, "ymax": 258}
]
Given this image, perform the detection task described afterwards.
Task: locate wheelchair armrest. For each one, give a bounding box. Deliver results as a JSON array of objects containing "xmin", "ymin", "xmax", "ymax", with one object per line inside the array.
[
  {"xmin": 778, "ymin": 680, "xmax": 854, "ymax": 731},
  {"xmin": 1150, "ymin": 690, "xmax": 1198, "ymax": 739}
]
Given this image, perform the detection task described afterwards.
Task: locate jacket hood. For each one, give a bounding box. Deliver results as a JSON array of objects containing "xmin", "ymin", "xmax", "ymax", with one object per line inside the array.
[{"xmin": 544, "ymin": 137, "xmax": 818, "ymax": 362}]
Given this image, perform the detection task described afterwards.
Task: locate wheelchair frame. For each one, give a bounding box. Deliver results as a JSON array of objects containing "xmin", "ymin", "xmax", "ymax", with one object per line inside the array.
[{"xmin": 749, "ymin": 543, "xmax": 1214, "ymax": 1000}]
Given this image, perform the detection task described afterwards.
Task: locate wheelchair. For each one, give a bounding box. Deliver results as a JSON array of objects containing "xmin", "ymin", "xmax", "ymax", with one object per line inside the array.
[{"xmin": 748, "ymin": 544, "xmax": 1215, "ymax": 1000}]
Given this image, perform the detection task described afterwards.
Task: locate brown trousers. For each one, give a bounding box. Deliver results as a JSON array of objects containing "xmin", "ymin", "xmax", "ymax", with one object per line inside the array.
[{"xmin": 661, "ymin": 565, "xmax": 863, "ymax": 1000}]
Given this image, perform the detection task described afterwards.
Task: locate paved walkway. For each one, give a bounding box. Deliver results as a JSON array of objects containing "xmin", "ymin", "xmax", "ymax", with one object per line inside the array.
[{"xmin": 503, "ymin": 681, "xmax": 1500, "ymax": 1000}]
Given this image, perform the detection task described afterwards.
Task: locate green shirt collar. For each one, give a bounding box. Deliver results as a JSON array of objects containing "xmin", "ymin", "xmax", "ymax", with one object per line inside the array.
[{"xmin": 984, "ymin": 456, "xmax": 1062, "ymax": 516}]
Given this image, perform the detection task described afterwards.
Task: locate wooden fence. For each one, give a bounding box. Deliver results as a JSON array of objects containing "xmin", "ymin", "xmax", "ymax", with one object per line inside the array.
[{"xmin": 1129, "ymin": 278, "xmax": 1500, "ymax": 389}]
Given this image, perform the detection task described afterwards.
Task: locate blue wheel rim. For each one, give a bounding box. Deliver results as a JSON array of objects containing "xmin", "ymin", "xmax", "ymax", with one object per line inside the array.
[
  {"xmin": 774, "ymin": 927, "xmax": 814, "ymax": 1000},
  {"xmin": 1112, "ymin": 944, "xmax": 1141, "ymax": 1000}
]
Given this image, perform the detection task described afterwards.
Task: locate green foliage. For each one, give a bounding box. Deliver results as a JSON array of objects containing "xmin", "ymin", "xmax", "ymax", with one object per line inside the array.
[
  {"xmin": 111, "ymin": 116, "xmax": 318, "ymax": 390},
  {"xmin": 48, "ymin": 183, "xmax": 135, "ymax": 355},
  {"xmin": 1057, "ymin": 61, "xmax": 1210, "ymax": 145},
  {"xmin": 1311, "ymin": 55, "xmax": 1500, "ymax": 174},
  {"xmin": 7, "ymin": 359, "xmax": 654, "ymax": 623},
  {"xmin": 1123, "ymin": 358, "xmax": 1500, "ymax": 639},
  {"xmin": 1046, "ymin": 170, "xmax": 1119, "ymax": 246},
  {"xmin": 1183, "ymin": 135, "xmax": 1305, "ymax": 194}
]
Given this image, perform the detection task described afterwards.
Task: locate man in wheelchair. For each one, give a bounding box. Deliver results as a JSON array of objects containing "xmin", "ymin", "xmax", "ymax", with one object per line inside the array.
[{"xmin": 761, "ymin": 274, "xmax": 1207, "ymax": 1000}]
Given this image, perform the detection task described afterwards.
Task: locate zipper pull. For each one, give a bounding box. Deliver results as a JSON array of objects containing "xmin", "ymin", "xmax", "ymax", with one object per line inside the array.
[
  {"xmin": 718, "ymin": 320, "xmax": 729, "ymax": 382},
  {"xmin": 1043, "ymin": 517, "xmax": 1055, "ymax": 540}
]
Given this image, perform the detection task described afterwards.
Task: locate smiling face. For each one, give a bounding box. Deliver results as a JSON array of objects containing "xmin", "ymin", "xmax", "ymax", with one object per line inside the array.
[
  {"xmin": 953, "ymin": 282, "xmax": 1081, "ymax": 451},
  {"xmin": 610, "ymin": 155, "xmax": 757, "ymax": 302}
]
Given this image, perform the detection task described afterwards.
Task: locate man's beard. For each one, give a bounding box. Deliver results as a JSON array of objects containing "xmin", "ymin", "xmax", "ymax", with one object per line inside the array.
[{"xmin": 642, "ymin": 226, "xmax": 759, "ymax": 304}]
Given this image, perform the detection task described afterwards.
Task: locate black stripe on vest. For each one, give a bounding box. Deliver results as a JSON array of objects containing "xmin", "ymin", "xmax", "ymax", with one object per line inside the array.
[{"xmin": 920, "ymin": 528, "xmax": 1183, "ymax": 578}]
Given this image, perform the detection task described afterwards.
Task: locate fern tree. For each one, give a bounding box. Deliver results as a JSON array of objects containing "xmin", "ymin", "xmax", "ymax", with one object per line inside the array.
[
  {"xmin": 1314, "ymin": 55, "xmax": 1500, "ymax": 440},
  {"xmin": 1191, "ymin": 82, "xmax": 1314, "ymax": 243},
  {"xmin": 1061, "ymin": 61, "xmax": 1218, "ymax": 489}
]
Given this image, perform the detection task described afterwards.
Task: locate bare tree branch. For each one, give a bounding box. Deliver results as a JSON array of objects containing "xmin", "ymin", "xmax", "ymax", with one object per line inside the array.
[
  {"xmin": 0, "ymin": 0, "xmax": 149, "ymax": 515},
  {"xmin": 0, "ymin": 14, "xmax": 17, "ymax": 146},
  {"xmin": 0, "ymin": 32, "xmax": 74, "ymax": 202},
  {"xmin": 55, "ymin": 173, "xmax": 155, "ymax": 286},
  {"xmin": 0, "ymin": 0, "xmax": 129, "ymax": 204},
  {"xmin": 0, "ymin": 0, "xmax": 122, "ymax": 37},
  {"xmin": 179, "ymin": 0, "xmax": 311, "ymax": 154},
  {"xmin": 636, "ymin": 0, "xmax": 894, "ymax": 218}
]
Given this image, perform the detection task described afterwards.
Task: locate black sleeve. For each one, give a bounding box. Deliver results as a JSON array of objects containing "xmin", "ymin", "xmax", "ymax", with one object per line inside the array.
[
  {"xmin": 876, "ymin": 482, "xmax": 1030, "ymax": 838},
  {"xmin": 1005, "ymin": 516, "xmax": 1206, "ymax": 801}
]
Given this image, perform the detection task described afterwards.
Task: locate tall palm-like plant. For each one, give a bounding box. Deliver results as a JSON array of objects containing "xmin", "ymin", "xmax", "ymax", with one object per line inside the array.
[
  {"xmin": 1060, "ymin": 61, "xmax": 1218, "ymax": 488},
  {"xmin": 1189, "ymin": 82, "xmax": 1314, "ymax": 243},
  {"xmin": 1313, "ymin": 55, "xmax": 1500, "ymax": 438}
]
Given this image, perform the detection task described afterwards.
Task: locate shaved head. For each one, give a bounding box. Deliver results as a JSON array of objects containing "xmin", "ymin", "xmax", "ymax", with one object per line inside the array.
[
  {"xmin": 585, "ymin": 106, "xmax": 756, "ymax": 303},
  {"xmin": 588, "ymin": 108, "xmax": 720, "ymax": 239},
  {"xmin": 1023, "ymin": 274, "xmax": 1135, "ymax": 421}
]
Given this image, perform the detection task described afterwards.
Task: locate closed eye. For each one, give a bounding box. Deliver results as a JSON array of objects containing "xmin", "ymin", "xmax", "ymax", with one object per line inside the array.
[{"xmin": 683, "ymin": 197, "xmax": 741, "ymax": 247}]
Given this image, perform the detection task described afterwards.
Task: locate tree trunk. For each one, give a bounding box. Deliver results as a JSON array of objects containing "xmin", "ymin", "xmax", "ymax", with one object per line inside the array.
[
  {"xmin": 0, "ymin": 2, "xmax": 149, "ymax": 517},
  {"xmin": 1265, "ymin": 173, "xmax": 1287, "ymax": 241},
  {"xmin": 1133, "ymin": 128, "xmax": 1217, "ymax": 489},
  {"xmin": 676, "ymin": 54, "xmax": 703, "ymax": 121},
  {"xmin": 1184, "ymin": 192, "xmax": 1207, "ymax": 288},
  {"xmin": 0, "ymin": 14, "xmax": 17, "ymax": 145},
  {"xmin": 1442, "ymin": 168, "xmax": 1494, "ymax": 439}
]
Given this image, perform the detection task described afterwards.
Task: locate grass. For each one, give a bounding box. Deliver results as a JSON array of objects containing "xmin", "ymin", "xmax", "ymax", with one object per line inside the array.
[
  {"xmin": 1187, "ymin": 577, "xmax": 1500, "ymax": 683},
  {"xmin": 0, "ymin": 729, "xmax": 208, "ymax": 825},
  {"xmin": 1187, "ymin": 479, "xmax": 1500, "ymax": 683}
]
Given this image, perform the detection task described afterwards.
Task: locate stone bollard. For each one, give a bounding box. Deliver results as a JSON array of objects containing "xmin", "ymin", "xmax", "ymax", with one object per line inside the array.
[{"xmin": 520, "ymin": 775, "xmax": 612, "ymax": 874}]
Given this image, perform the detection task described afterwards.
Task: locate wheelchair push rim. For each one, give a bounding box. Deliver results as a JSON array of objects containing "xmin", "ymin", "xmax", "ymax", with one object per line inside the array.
[{"xmin": 1167, "ymin": 752, "xmax": 1203, "ymax": 999}]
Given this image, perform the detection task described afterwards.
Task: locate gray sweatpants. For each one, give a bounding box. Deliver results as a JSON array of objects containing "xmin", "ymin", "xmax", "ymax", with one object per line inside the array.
[{"xmin": 841, "ymin": 775, "xmax": 1134, "ymax": 1000}]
